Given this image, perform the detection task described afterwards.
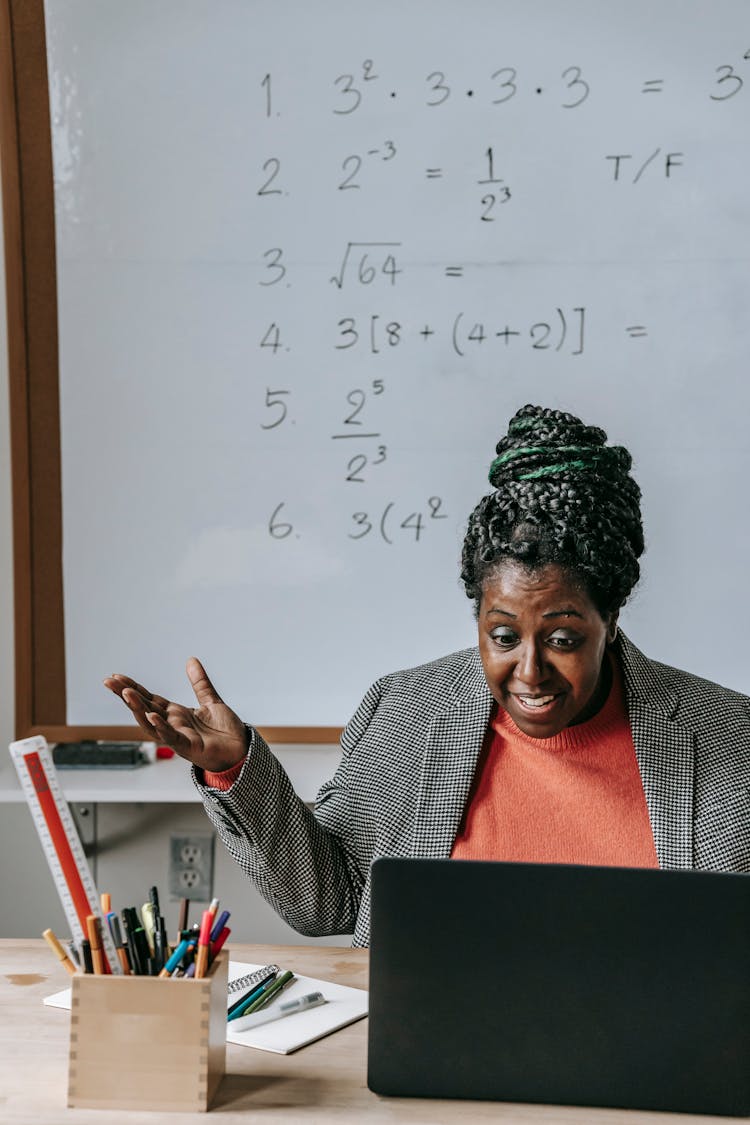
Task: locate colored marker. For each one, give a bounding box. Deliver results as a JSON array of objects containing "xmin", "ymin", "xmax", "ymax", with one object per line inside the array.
[
  {"xmin": 80, "ymin": 937, "xmax": 94, "ymax": 974},
  {"xmin": 194, "ymin": 908, "xmax": 213, "ymax": 979},
  {"xmin": 86, "ymin": 914, "xmax": 105, "ymax": 974},
  {"xmin": 211, "ymin": 925, "xmax": 230, "ymax": 957},
  {"xmin": 210, "ymin": 909, "xmax": 230, "ymax": 943},
  {"xmin": 109, "ymin": 915, "xmax": 131, "ymax": 975},
  {"xmin": 159, "ymin": 937, "xmax": 192, "ymax": 978}
]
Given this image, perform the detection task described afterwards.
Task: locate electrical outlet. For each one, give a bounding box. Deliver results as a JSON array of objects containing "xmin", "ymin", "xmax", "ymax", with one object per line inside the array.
[{"xmin": 168, "ymin": 833, "xmax": 215, "ymax": 903}]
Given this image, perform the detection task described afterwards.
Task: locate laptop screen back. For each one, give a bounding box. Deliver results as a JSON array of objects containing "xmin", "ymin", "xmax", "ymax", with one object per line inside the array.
[{"xmin": 367, "ymin": 859, "xmax": 750, "ymax": 1115}]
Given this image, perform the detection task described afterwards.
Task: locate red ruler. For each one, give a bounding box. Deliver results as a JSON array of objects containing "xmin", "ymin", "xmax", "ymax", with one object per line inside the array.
[{"xmin": 10, "ymin": 735, "xmax": 120, "ymax": 973}]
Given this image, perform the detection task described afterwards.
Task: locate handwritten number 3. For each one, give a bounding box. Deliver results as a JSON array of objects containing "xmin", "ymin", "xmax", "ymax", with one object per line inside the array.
[
  {"xmin": 333, "ymin": 74, "xmax": 361, "ymax": 114},
  {"xmin": 711, "ymin": 65, "xmax": 743, "ymax": 100},
  {"xmin": 561, "ymin": 66, "xmax": 589, "ymax": 108},
  {"xmin": 426, "ymin": 71, "xmax": 450, "ymax": 106}
]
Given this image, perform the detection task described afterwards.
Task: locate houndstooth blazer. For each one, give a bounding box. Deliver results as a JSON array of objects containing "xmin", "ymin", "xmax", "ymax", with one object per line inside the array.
[{"xmin": 196, "ymin": 631, "xmax": 750, "ymax": 947}]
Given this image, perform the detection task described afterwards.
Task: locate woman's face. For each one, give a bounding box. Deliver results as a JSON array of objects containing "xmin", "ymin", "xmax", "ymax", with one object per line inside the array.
[{"xmin": 477, "ymin": 560, "xmax": 618, "ymax": 738}]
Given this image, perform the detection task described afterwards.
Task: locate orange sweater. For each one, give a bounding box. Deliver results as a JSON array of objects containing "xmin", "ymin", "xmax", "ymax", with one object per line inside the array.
[{"xmin": 451, "ymin": 658, "xmax": 659, "ymax": 868}]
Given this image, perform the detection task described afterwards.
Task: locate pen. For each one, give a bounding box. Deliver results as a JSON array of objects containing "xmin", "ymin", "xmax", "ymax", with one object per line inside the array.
[
  {"xmin": 86, "ymin": 914, "xmax": 105, "ymax": 974},
  {"xmin": 227, "ymin": 969, "xmax": 278, "ymax": 1017},
  {"xmin": 149, "ymin": 885, "xmax": 161, "ymax": 917},
  {"xmin": 141, "ymin": 902, "xmax": 156, "ymax": 955},
  {"xmin": 42, "ymin": 928, "xmax": 78, "ymax": 975},
  {"xmin": 211, "ymin": 925, "xmax": 230, "ymax": 957},
  {"xmin": 153, "ymin": 922, "xmax": 166, "ymax": 973},
  {"xmin": 105, "ymin": 910, "xmax": 118, "ymax": 940},
  {"xmin": 231, "ymin": 991, "xmax": 326, "ymax": 1033},
  {"xmin": 238, "ymin": 970, "xmax": 295, "ymax": 1017},
  {"xmin": 80, "ymin": 938, "xmax": 94, "ymax": 974},
  {"xmin": 159, "ymin": 937, "xmax": 192, "ymax": 978},
  {"xmin": 194, "ymin": 909, "xmax": 213, "ymax": 979},
  {"xmin": 66, "ymin": 940, "xmax": 80, "ymax": 969},
  {"xmin": 210, "ymin": 909, "xmax": 230, "ymax": 943},
  {"xmin": 121, "ymin": 908, "xmax": 142, "ymax": 974},
  {"xmin": 148, "ymin": 885, "xmax": 167, "ymax": 971},
  {"xmin": 133, "ymin": 926, "xmax": 151, "ymax": 974},
  {"xmin": 100, "ymin": 892, "xmax": 111, "ymax": 914},
  {"xmin": 227, "ymin": 972, "xmax": 279, "ymax": 1020},
  {"xmin": 109, "ymin": 915, "xmax": 132, "ymax": 975},
  {"xmin": 177, "ymin": 897, "xmax": 190, "ymax": 938}
]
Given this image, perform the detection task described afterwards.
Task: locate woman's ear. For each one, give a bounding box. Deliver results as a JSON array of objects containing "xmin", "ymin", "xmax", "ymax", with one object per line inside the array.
[{"xmin": 606, "ymin": 612, "xmax": 620, "ymax": 644}]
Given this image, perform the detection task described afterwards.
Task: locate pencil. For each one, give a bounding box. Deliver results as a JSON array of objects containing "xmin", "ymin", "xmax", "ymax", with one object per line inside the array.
[{"xmin": 42, "ymin": 928, "xmax": 78, "ymax": 975}]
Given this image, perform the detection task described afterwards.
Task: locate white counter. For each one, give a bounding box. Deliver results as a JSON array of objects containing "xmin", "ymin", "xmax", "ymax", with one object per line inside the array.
[{"xmin": 0, "ymin": 745, "xmax": 342, "ymax": 804}]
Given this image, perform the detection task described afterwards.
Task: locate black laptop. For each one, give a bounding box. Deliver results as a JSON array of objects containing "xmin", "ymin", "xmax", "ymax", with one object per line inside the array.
[{"xmin": 367, "ymin": 859, "xmax": 750, "ymax": 1116}]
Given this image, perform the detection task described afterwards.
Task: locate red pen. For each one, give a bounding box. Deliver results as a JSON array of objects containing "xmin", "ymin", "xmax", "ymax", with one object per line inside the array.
[{"xmin": 211, "ymin": 925, "xmax": 230, "ymax": 958}]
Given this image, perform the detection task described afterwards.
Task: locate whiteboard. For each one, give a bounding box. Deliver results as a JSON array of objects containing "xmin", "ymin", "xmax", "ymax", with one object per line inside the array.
[{"xmin": 45, "ymin": 0, "xmax": 750, "ymax": 728}]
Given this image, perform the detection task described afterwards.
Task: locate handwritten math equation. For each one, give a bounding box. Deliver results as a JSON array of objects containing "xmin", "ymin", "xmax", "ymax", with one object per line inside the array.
[
  {"xmin": 258, "ymin": 53, "xmax": 750, "ymax": 119},
  {"xmin": 246, "ymin": 42, "xmax": 747, "ymax": 548}
]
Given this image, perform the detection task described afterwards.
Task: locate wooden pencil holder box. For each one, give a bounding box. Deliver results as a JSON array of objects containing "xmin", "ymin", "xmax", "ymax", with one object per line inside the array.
[{"xmin": 67, "ymin": 952, "xmax": 228, "ymax": 1112}]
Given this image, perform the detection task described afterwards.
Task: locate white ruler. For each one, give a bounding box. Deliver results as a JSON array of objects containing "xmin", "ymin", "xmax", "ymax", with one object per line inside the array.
[{"xmin": 10, "ymin": 735, "xmax": 121, "ymax": 973}]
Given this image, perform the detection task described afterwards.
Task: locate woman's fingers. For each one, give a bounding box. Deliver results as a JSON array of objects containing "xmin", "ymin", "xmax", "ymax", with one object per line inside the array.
[
  {"xmin": 145, "ymin": 710, "xmax": 196, "ymax": 758},
  {"xmin": 186, "ymin": 657, "xmax": 223, "ymax": 707},
  {"xmin": 105, "ymin": 673, "xmax": 172, "ymax": 713}
]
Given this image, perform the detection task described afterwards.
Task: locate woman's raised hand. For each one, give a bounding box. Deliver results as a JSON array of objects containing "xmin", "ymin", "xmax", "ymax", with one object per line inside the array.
[{"xmin": 103, "ymin": 658, "xmax": 248, "ymax": 773}]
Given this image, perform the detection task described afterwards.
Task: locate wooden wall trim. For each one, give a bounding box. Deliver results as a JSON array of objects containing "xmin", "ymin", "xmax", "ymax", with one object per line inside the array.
[{"xmin": 0, "ymin": 0, "xmax": 65, "ymax": 737}]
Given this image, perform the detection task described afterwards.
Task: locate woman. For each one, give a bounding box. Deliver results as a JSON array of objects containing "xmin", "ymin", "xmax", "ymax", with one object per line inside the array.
[{"xmin": 104, "ymin": 404, "xmax": 750, "ymax": 946}]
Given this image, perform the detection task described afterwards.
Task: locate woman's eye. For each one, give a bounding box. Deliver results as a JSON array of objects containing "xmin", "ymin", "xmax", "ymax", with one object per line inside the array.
[
  {"xmin": 548, "ymin": 632, "xmax": 580, "ymax": 649},
  {"xmin": 491, "ymin": 628, "xmax": 518, "ymax": 647}
]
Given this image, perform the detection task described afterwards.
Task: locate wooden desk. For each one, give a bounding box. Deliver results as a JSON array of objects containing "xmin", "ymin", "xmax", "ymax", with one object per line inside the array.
[{"xmin": 0, "ymin": 940, "xmax": 726, "ymax": 1124}]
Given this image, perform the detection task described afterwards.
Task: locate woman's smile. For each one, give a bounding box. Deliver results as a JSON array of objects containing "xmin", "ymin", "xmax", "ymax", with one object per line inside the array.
[{"xmin": 478, "ymin": 561, "xmax": 617, "ymax": 739}]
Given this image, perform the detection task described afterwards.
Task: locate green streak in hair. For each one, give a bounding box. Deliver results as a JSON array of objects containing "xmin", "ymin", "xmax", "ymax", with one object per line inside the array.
[
  {"xmin": 489, "ymin": 444, "xmax": 600, "ymax": 481},
  {"xmin": 517, "ymin": 460, "xmax": 588, "ymax": 479}
]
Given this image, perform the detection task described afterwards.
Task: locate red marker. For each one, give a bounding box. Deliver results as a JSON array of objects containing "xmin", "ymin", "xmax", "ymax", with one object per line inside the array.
[
  {"xmin": 194, "ymin": 909, "xmax": 213, "ymax": 979},
  {"xmin": 211, "ymin": 926, "xmax": 231, "ymax": 957}
]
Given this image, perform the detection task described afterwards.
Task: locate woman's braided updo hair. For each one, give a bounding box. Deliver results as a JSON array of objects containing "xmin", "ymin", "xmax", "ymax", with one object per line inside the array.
[{"xmin": 461, "ymin": 404, "xmax": 644, "ymax": 617}]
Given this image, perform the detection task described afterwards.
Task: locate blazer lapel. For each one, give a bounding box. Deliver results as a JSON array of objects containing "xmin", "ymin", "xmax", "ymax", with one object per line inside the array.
[
  {"xmin": 617, "ymin": 633, "xmax": 695, "ymax": 869},
  {"xmin": 411, "ymin": 657, "xmax": 493, "ymax": 859}
]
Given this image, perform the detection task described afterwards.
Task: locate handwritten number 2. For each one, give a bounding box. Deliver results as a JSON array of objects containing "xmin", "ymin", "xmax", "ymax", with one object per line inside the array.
[{"xmin": 258, "ymin": 158, "xmax": 282, "ymax": 196}]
